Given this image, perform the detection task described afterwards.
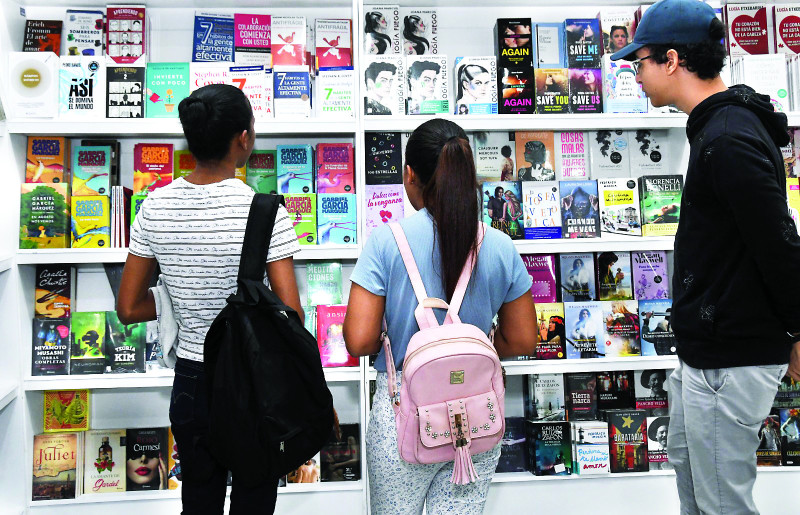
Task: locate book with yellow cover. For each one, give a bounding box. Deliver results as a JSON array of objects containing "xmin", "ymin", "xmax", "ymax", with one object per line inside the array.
[
  {"xmin": 71, "ymin": 195, "xmax": 110, "ymax": 248},
  {"xmin": 44, "ymin": 390, "xmax": 90, "ymax": 432}
]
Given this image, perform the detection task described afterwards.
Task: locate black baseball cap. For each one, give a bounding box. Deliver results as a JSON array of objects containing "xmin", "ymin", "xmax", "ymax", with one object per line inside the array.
[{"xmin": 611, "ymin": 0, "xmax": 718, "ymax": 61}]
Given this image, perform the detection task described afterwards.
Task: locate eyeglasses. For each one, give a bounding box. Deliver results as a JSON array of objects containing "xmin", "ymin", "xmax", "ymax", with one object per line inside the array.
[{"xmin": 630, "ymin": 55, "xmax": 652, "ymax": 74}]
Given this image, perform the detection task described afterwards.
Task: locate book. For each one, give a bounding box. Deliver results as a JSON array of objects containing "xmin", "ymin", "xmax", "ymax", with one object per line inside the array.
[
  {"xmin": 630, "ymin": 129, "xmax": 669, "ymax": 176},
  {"xmin": 7, "ymin": 51, "xmax": 59, "ymax": 118},
  {"xmin": 81, "ymin": 139, "xmax": 120, "ymax": 186},
  {"xmin": 316, "ymin": 143, "xmax": 354, "ymax": 194},
  {"xmin": 639, "ymin": 299, "xmax": 676, "ymax": 356},
  {"xmin": 774, "ymin": 5, "xmax": 800, "ymax": 54},
  {"xmin": 364, "ymin": 5, "xmax": 402, "ymax": 55},
  {"xmin": 70, "ymin": 312, "xmax": 106, "ymax": 374},
  {"xmin": 400, "ymin": 9, "xmax": 439, "ymax": 55},
  {"xmin": 316, "ymin": 305, "xmax": 357, "ymax": 367},
  {"xmin": 524, "ymin": 373, "xmax": 566, "ymax": 421},
  {"xmin": 84, "ymin": 429, "xmax": 126, "ymax": 493},
  {"xmin": 318, "ymin": 194, "xmax": 357, "ymax": 245},
  {"xmin": 365, "ymin": 132, "xmax": 402, "ymax": 185},
  {"xmin": 536, "ymin": 23, "xmax": 566, "ymax": 68},
  {"xmin": 273, "ymin": 68, "xmax": 311, "ymax": 117},
  {"xmin": 568, "ymin": 69, "xmax": 603, "ymax": 113},
  {"xmin": 35, "ymin": 264, "xmax": 72, "ymax": 318},
  {"xmin": 72, "ymin": 195, "xmax": 110, "ymax": 249},
  {"xmin": 726, "ymin": 4, "xmax": 773, "ymax": 56},
  {"xmin": 559, "ymin": 180, "xmax": 600, "ymax": 238},
  {"xmin": 522, "ymin": 254, "xmax": 558, "ymax": 303},
  {"xmin": 565, "ymin": 301, "xmax": 604, "ymax": 358},
  {"xmin": 405, "ymin": 55, "xmax": 449, "ymax": 115},
  {"xmin": 228, "ymin": 65, "xmax": 273, "ymax": 119},
  {"xmin": 365, "ymin": 184, "xmax": 404, "ymax": 238},
  {"xmin": 125, "ymin": 428, "xmax": 168, "ymax": 490},
  {"xmin": 522, "ymin": 181, "xmax": 561, "ymax": 239},
  {"xmin": 59, "ymin": 56, "xmax": 105, "ymax": 118},
  {"xmin": 565, "ymin": 19, "xmax": 602, "ymax": 68},
  {"xmin": 192, "ymin": 12, "xmax": 234, "ymax": 63},
  {"xmin": 271, "ymin": 17, "xmax": 307, "ymax": 66},
  {"xmin": 496, "ymin": 19, "xmax": 535, "ymax": 114},
  {"xmin": 453, "ymin": 56, "xmax": 498, "ymax": 115},
  {"xmin": 589, "ymin": 129, "xmax": 631, "ymax": 178},
  {"xmin": 755, "ymin": 413, "xmax": 782, "ymax": 466},
  {"xmin": 19, "ymin": 183, "xmax": 69, "ymax": 249},
  {"xmin": 245, "ymin": 150, "xmax": 277, "ymax": 193},
  {"xmin": 71, "ymin": 146, "xmax": 110, "ymax": 196},
  {"xmin": 44, "ymin": 390, "xmax": 90, "ymax": 432},
  {"xmin": 287, "ymin": 452, "xmax": 321, "ymax": 483},
  {"xmin": 602, "ymin": 56, "xmax": 648, "ymax": 113},
  {"xmin": 639, "ymin": 175, "xmax": 683, "ymax": 236},
  {"xmin": 535, "ymin": 68, "xmax": 569, "ymax": 114},
  {"xmin": 632, "ymin": 251, "xmax": 669, "ymax": 300},
  {"xmin": 285, "ymin": 194, "xmax": 317, "ymax": 245},
  {"xmin": 134, "ymin": 143, "xmax": 173, "ymax": 195},
  {"xmin": 105, "ymin": 311, "xmax": 146, "ymax": 373},
  {"xmin": 482, "ymin": 181, "xmax": 524, "ymax": 239},
  {"xmin": 598, "ymin": 178, "xmax": 641, "ymax": 236},
  {"xmin": 732, "ymin": 54, "xmax": 791, "ymax": 112},
  {"xmin": 596, "ymin": 251, "xmax": 633, "ymax": 301},
  {"xmin": 63, "ymin": 10, "xmax": 104, "ymax": 57},
  {"xmin": 775, "ymin": 377, "xmax": 800, "ymax": 409},
  {"xmin": 106, "ymin": 65, "xmax": 145, "ymax": 118},
  {"xmin": 600, "ymin": 300, "xmax": 641, "ymax": 357},
  {"xmin": 473, "ymin": 131, "xmax": 515, "ymax": 183},
  {"xmin": 634, "ymin": 369, "xmax": 670, "ymax": 416},
  {"xmin": 597, "ymin": 7, "xmax": 636, "ymax": 58},
  {"xmin": 496, "ymin": 417, "xmax": 527, "ymax": 473},
  {"xmin": 277, "ymin": 144, "xmax": 314, "ymax": 194},
  {"xmin": 167, "ymin": 428, "xmax": 181, "ymax": 489},
  {"xmin": 364, "ymin": 55, "xmax": 405, "ymax": 115},
  {"xmin": 515, "ymin": 131, "xmax": 556, "ymax": 181},
  {"xmin": 565, "ymin": 373, "xmax": 598, "ymax": 421},
  {"xmin": 234, "ymin": 14, "xmax": 271, "ymax": 66},
  {"xmin": 174, "ymin": 150, "xmax": 197, "ymax": 180},
  {"xmin": 317, "ymin": 70, "xmax": 355, "ymax": 118},
  {"xmin": 316, "ymin": 19, "xmax": 353, "ymax": 71},
  {"xmin": 307, "ymin": 262, "xmax": 343, "ymax": 306},
  {"xmin": 106, "ymin": 5, "xmax": 146, "ymax": 64},
  {"xmin": 535, "ymin": 303, "xmax": 566, "ymax": 360},
  {"xmin": 32, "ymin": 433, "xmax": 79, "ymax": 500},
  {"xmin": 320, "ymin": 423, "xmax": 360, "ymax": 481},
  {"xmin": 498, "ymin": 65, "xmax": 535, "ymax": 114},
  {"xmin": 559, "ymin": 253, "xmax": 596, "ymax": 302},
  {"xmin": 303, "ymin": 305, "xmax": 318, "ymax": 335},
  {"xmin": 780, "ymin": 408, "xmax": 800, "ymax": 465},
  {"xmin": 26, "ymin": 136, "xmax": 67, "ymax": 184},
  {"xmin": 596, "ymin": 370, "xmax": 635, "ymax": 412},
  {"xmin": 189, "ymin": 62, "xmax": 230, "ymax": 92},
  {"xmin": 32, "ymin": 318, "xmax": 71, "ymax": 376},
  {"xmin": 145, "ymin": 63, "xmax": 189, "ymax": 118},
  {"xmin": 23, "ymin": 20, "xmax": 62, "ymax": 53},
  {"xmin": 526, "ymin": 421, "xmax": 572, "ymax": 476},
  {"xmin": 130, "ymin": 195, "xmax": 147, "ymax": 225},
  {"xmin": 573, "ymin": 421, "xmax": 610, "ymax": 475},
  {"xmin": 555, "ymin": 131, "xmax": 590, "ymax": 180},
  {"xmin": 607, "ymin": 409, "xmax": 649, "ymax": 473}
]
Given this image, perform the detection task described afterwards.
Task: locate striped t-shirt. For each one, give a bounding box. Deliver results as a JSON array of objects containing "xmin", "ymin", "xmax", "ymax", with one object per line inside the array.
[{"xmin": 129, "ymin": 177, "xmax": 301, "ymax": 362}]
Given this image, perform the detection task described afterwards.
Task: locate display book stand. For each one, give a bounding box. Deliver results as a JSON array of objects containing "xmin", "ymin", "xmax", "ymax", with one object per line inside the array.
[{"xmin": 2, "ymin": 1, "xmax": 798, "ymax": 514}]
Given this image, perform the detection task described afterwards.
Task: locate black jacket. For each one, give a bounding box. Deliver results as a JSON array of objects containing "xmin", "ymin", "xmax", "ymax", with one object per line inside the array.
[{"xmin": 673, "ymin": 85, "xmax": 800, "ymax": 369}]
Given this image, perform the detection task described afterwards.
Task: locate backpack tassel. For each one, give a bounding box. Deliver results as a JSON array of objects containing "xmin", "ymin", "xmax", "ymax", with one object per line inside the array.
[{"xmin": 451, "ymin": 443, "xmax": 479, "ymax": 485}]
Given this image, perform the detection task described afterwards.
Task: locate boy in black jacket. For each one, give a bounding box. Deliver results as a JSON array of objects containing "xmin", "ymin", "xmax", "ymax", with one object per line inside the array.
[{"xmin": 612, "ymin": 0, "xmax": 800, "ymax": 513}]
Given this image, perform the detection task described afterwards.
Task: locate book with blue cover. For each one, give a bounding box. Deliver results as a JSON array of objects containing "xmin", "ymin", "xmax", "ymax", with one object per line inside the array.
[
  {"xmin": 277, "ymin": 145, "xmax": 314, "ymax": 194},
  {"xmin": 639, "ymin": 299, "xmax": 675, "ymax": 356},
  {"xmin": 274, "ymin": 69, "xmax": 312, "ymax": 117},
  {"xmin": 559, "ymin": 180, "xmax": 599, "ymax": 238},
  {"xmin": 192, "ymin": 12, "xmax": 234, "ymax": 62},
  {"xmin": 317, "ymin": 194, "xmax": 357, "ymax": 245}
]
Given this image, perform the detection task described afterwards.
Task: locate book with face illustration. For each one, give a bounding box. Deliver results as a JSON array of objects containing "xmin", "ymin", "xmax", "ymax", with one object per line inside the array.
[
  {"xmin": 453, "ymin": 56, "xmax": 497, "ymax": 115},
  {"xmin": 559, "ymin": 180, "xmax": 600, "ymax": 238},
  {"xmin": 400, "ymin": 9, "xmax": 439, "ymax": 55},
  {"xmin": 482, "ymin": 181, "xmax": 523, "ymax": 239},
  {"xmin": 364, "ymin": 55, "xmax": 405, "ymax": 115},
  {"xmin": 364, "ymin": 5, "xmax": 401, "ymax": 55},
  {"xmin": 405, "ymin": 55, "xmax": 449, "ymax": 115}
]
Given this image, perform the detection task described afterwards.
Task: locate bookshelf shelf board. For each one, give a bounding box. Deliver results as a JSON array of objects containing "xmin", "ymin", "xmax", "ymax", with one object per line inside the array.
[
  {"xmin": 501, "ymin": 355, "xmax": 679, "ymax": 375},
  {"xmin": 513, "ymin": 235, "xmax": 675, "ymax": 254},
  {"xmin": 0, "ymin": 253, "xmax": 14, "ymax": 272},
  {"xmin": 0, "ymin": 384, "xmax": 17, "ymax": 412},
  {"xmin": 492, "ymin": 466, "xmax": 800, "ymax": 484}
]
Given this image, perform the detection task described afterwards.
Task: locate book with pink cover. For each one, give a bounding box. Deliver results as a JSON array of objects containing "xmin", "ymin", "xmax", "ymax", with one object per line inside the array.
[
  {"xmin": 133, "ymin": 143, "xmax": 173, "ymax": 195},
  {"xmin": 316, "ymin": 143, "xmax": 354, "ymax": 194},
  {"xmin": 364, "ymin": 184, "xmax": 404, "ymax": 239},
  {"xmin": 521, "ymin": 254, "xmax": 558, "ymax": 303},
  {"xmin": 316, "ymin": 305, "xmax": 357, "ymax": 367}
]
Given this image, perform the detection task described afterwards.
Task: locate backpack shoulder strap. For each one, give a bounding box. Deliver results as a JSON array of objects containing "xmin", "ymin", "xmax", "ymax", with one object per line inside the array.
[
  {"xmin": 444, "ymin": 223, "xmax": 487, "ymax": 325},
  {"xmin": 388, "ymin": 223, "xmax": 440, "ymax": 330},
  {"xmin": 238, "ymin": 193, "xmax": 283, "ymax": 283}
]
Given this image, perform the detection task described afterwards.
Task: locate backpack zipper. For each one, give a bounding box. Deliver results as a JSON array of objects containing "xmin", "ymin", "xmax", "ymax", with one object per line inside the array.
[{"xmin": 403, "ymin": 337, "xmax": 498, "ymax": 369}]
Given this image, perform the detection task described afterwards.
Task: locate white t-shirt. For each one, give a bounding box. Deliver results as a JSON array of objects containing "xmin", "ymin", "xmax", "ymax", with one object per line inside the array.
[{"xmin": 129, "ymin": 178, "xmax": 300, "ymax": 362}]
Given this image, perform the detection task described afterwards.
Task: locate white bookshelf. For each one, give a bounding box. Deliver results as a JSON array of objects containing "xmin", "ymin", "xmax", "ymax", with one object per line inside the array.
[{"xmin": 0, "ymin": 384, "xmax": 17, "ymax": 412}]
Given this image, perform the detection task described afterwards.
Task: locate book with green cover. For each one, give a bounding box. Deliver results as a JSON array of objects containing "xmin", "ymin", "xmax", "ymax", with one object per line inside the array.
[
  {"xmin": 71, "ymin": 145, "xmax": 111, "ymax": 196},
  {"xmin": 106, "ymin": 311, "xmax": 146, "ymax": 373},
  {"xmin": 70, "ymin": 311, "xmax": 106, "ymax": 375},
  {"xmin": 145, "ymin": 62, "xmax": 190, "ymax": 118},
  {"xmin": 307, "ymin": 262, "xmax": 343, "ymax": 306},
  {"xmin": 130, "ymin": 195, "xmax": 147, "ymax": 225},
  {"xmin": 285, "ymin": 194, "xmax": 317, "ymax": 245},
  {"xmin": 20, "ymin": 183, "xmax": 69, "ymax": 249},
  {"xmin": 174, "ymin": 150, "xmax": 196, "ymax": 180},
  {"xmin": 246, "ymin": 150, "xmax": 277, "ymax": 194}
]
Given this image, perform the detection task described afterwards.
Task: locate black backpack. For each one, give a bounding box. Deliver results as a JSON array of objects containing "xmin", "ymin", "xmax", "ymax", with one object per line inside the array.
[{"xmin": 203, "ymin": 193, "xmax": 335, "ymax": 487}]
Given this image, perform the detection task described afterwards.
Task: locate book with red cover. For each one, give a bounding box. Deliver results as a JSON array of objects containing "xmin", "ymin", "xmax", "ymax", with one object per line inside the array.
[{"xmin": 133, "ymin": 143, "xmax": 173, "ymax": 195}]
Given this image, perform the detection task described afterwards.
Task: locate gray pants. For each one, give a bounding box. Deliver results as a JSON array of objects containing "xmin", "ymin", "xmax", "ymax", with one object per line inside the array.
[{"xmin": 667, "ymin": 359, "xmax": 788, "ymax": 515}]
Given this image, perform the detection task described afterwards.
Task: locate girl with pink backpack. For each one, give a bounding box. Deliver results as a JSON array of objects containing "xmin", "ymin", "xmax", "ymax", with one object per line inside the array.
[{"xmin": 344, "ymin": 119, "xmax": 537, "ymax": 513}]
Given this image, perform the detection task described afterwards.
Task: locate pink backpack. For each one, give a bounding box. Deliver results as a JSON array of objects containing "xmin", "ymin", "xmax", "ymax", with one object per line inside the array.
[{"xmin": 381, "ymin": 222, "xmax": 505, "ymax": 485}]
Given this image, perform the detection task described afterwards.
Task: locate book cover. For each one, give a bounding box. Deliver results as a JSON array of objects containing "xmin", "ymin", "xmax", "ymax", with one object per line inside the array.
[
  {"xmin": 320, "ymin": 423, "xmax": 360, "ymax": 481},
  {"xmin": 555, "ymin": 131, "xmax": 590, "ymax": 180},
  {"xmin": 598, "ymin": 178, "xmax": 641, "ymax": 236},
  {"xmin": 535, "ymin": 303, "xmax": 566, "ymax": 360},
  {"xmin": 317, "ymin": 70, "xmax": 354, "ymax": 118},
  {"xmin": 167, "ymin": 428, "xmax": 182, "ymax": 489},
  {"xmin": 81, "ymin": 139, "xmax": 120, "ymax": 186},
  {"xmin": 126, "ymin": 428, "xmax": 168, "ymax": 491},
  {"xmin": 106, "ymin": 6, "xmax": 146, "ymax": 64},
  {"xmin": 524, "ymin": 373, "xmax": 566, "ymax": 421},
  {"xmin": 234, "ymin": 14, "xmax": 271, "ymax": 66},
  {"xmin": 23, "ymin": 20, "xmax": 62, "ymax": 53},
  {"xmin": 303, "ymin": 305, "xmax": 318, "ymax": 335},
  {"xmin": 536, "ymin": 22, "xmax": 566, "ymax": 68},
  {"xmin": 559, "ymin": 253, "xmax": 596, "ymax": 302},
  {"xmin": 245, "ymin": 150, "xmax": 277, "ymax": 193},
  {"xmin": 364, "ymin": 55, "xmax": 405, "ymax": 115},
  {"xmin": 174, "ymin": 150, "xmax": 197, "ymax": 180},
  {"xmin": 32, "ymin": 433, "xmax": 78, "ymax": 500},
  {"xmin": 780, "ymin": 408, "xmax": 800, "ymax": 465},
  {"xmin": 316, "ymin": 143, "xmax": 354, "ymax": 194},
  {"xmin": 498, "ymin": 65, "xmax": 535, "ymax": 114},
  {"xmin": 568, "ymin": 69, "xmax": 603, "ymax": 113},
  {"xmin": 734, "ymin": 54, "xmax": 790, "ymax": 112},
  {"xmin": 70, "ymin": 311, "xmax": 106, "ymax": 374},
  {"xmin": 271, "ymin": 17, "xmax": 306, "ymax": 66},
  {"xmin": 32, "ymin": 318, "xmax": 71, "ymax": 376},
  {"xmin": 639, "ymin": 175, "xmax": 683, "ymax": 236},
  {"xmin": 775, "ymin": 377, "xmax": 800, "ymax": 409},
  {"xmin": 535, "ymin": 68, "xmax": 569, "ymax": 114},
  {"xmin": 522, "ymin": 254, "xmax": 558, "ymax": 303},
  {"xmin": 287, "ymin": 453, "xmax": 321, "ymax": 483},
  {"xmin": 755, "ymin": 413, "xmax": 781, "ymax": 466},
  {"xmin": 277, "ymin": 144, "xmax": 314, "ymax": 194},
  {"xmin": 130, "ymin": 195, "xmax": 147, "ymax": 225},
  {"xmin": 7, "ymin": 51, "xmax": 59, "ymax": 118},
  {"xmin": 565, "ymin": 19, "xmax": 602, "ymax": 68},
  {"xmin": 318, "ymin": 194, "xmax": 357, "ymax": 245},
  {"xmin": 632, "ymin": 251, "xmax": 669, "ymax": 300},
  {"xmin": 596, "ymin": 370, "xmax": 635, "ymax": 412},
  {"xmin": 573, "ymin": 421, "xmax": 610, "ymax": 475},
  {"xmin": 400, "ymin": 9, "xmax": 439, "ymax": 55},
  {"xmin": 565, "ymin": 372, "xmax": 598, "ymax": 421},
  {"xmin": 145, "ymin": 62, "xmax": 189, "ymax": 118},
  {"xmin": 106, "ymin": 65, "xmax": 144, "ymax": 118},
  {"xmin": 774, "ymin": 6, "xmax": 800, "ymax": 54},
  {"xmin": 44, "ymin": 390, "xmax": 89, "ymax": 432},
  {"xmin": 63, "ymin": 10, "xmax": 104, "ymax": 57},
  {"xmin": 474, "ymin": 131, "xmax": 515, "ymax": 183},
  {"xmin": 106, "ymin": 311, "xmax": 146, "ymax": 373},
  {"xmin": 597, "ymin": 7, "xmax": 636, "ymax": 58},
  {"xmin": 527, "ymin": 421, "xmax": 572, "ymax": 476},
  {"xmin": 602, "ymin": 56, "xmax": 648, "ymax": 113},
  {"xmin": 84, "ymin": 429, "xmax": 126, "ymax": 493},
  {"xmin": 26, "ymin": 136, "xmax": 67, "ymax": 184},
  {"xmin": 565, "ymin": 301, "xmax": 604, "ymax": 358},
  {"xmin": 134, "ymin": 143, "xmax": 173, "ymax": 195},
  {"xmin": 453, "ymin": 56, "xmax": 497, "ymax": 115},
  {"xmin": 560, "ymin": 180, "xmax": 600, "ymax": 238},
  {"xmin": 365, "ymin": 184, "xmax": 404, "ymax": 238},
  {"xmin": 192, "ymin": 12, "xmax": 234, "ymax": 62},
  {"xmin": 316, "ymin": 305, "xmax": 357, "ymax": 367},
  {"xmin": 482, "ymin": 181, "xmax": 524, "ymax": 239},
  {"xmin": 639, "ymin": 299, "xmax": 676, "ymax": 356},
  {"xmin": 630, "ymin": 129, "xmax": 669, "ymax": 175},
  {"xmin": 35, "ymin": 264, "xmax": 72, "ymax": 318},
  {"xmin": 600, "ymin": 300, "xmax": 641, "ymax": 357},
  {"xmin": 634, "ymin": 369, "xmax": 670, "ymax": 416},
  {"xmin": 405, "ymin": 55, "xmax": 450, "ymax": 115},
  {"xmin": 522, "ymin": 181, "xmax": 561, "ymax": 239},
  {"xmin": 20, "ymin": 183, "xmax": 69, "ymax": 249},
  {"xmin": 364, "ymin": 5, "xmax": 401, "ymax": 55},
  {"xmin": 59, "ymin": 56, "xmax": 105, "ymax": 118},
  {"xmin": 496, "ymin": 417, "xmax": 527, "ymax": 473},
  {"xmin": 316, "ymin": 19, "xmax": 353, "ymax": 71},
  {"xmin": 515, "ymin": 131, "xmax": 556, "ymax": 181},
  {"xmin": 607, "ymin": 409, "xmax": 649, "ymax": 473},
  {"xmin": 589, "ymin": 129, "xmax": 631, "ymax": 178},
  {"xmin": 189, "ymin": 62, "xmax": 230, "ymax": 92},
  {"xmin": 228, "ymin": 65, "xmax": 273, "ymax": 119},
  {"xmin": 71, "ymin": 146, "xmax": 110, "ymax": 196},
  {"xmin": 365, "ymin": 132, "xmax": 402, "ymax": 185},
  {"xmin": 273, "ymin": 68, "xmax": 311, "ymax": 117},
  {"xmin": 496, "ymin": 18, "xmax": 534, "ymax": 69},
  {"xmin": 596, "ymin": 251, "xmax": 633, "ymax": 301},
  {"xmin": 307, "ymin": 262, "xmax": 343, "ymax": 306},
  {"xmin": 726, "ymin": 4, "xmax": 772, "ymax": 56},
  {"xmin": 71, "ymin": 196, "xmax": 110, "ymax": 249},
  {"xmin": 285, "ymin": 194, "xmax": 317, "ymax": 245}
]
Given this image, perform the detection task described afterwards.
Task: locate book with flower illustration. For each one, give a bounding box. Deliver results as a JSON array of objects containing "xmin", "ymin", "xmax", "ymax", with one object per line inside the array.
[
  {"xmin": 284, "ymin": 194, "xmax": 317, "ymax": 245},
  {"xmin": 134, "ymin": 143, "xmax": 173, "ymax": 195},
  {"xmin": 145, "ymin": 63, "xmax": 190, "ymax": 118},
  {"xmin": 316, "ymin": 305, "xmax": 358, "ymax": 367},
  {"xmin": 44, "ymin": 390, "xmax": 90, "ymax": 432},
  {"xmin": 84, "ymin": 429, "xmax": 126, "ymax": 493}
]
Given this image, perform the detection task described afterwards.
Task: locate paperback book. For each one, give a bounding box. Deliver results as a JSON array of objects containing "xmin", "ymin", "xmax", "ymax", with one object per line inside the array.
[
  {"xmin": 174, "ymin": 150, "xmax": 197, "ymax": 180},
  {"xmin": 364, "ymin": 184, "xmax": 404, "ymax": 238},
  {"xmin": 26, "ymin": 136, "xmax": 67, "ymax": 184},
  {"xmin": 134, "ymin": 143, "xmax": 173, "ymax": 195},
  {"xmin": 526, "ymin": 421, "xmax": 572, "ymax": 476},
  {"xmin": 35, "ymin": 264, "xmax": 72, "ymax": 318},
  {"xmin": 573, "ymin": 421, "xmax": 610, "ymax": 475},
  {"xmin": 598, "ymin": 178, "xmax": 641, "ymax": 236},
  {"xmin": 757, "ymin": 413, "xmax": 782, "ymax": 466},
  {"xmin": 273, "ymin": 68, "xmax": 311, "ymax": 117},
  {"xmin": 285, "ymin": 194, "xmax": 317, "ymax": 245},
  {"xmin": 365, "ymin": 132, "xmax": 403, "ymax": 185},
  {"xmin": 565, "ymin": 372, "xmax": 598, "ymax": 421},
  {"xmin": 106, "ymin": 66, "xmax": 144, "ymax": 118},
  {"xmin": 453, "ymin": 56, "xmax": 497, "ymax": 115},
  {"xmin": 639, "ymin": 175, "xmax": 683, "ymax": 236},
  {"xmin": 568, "ymin": 69, "xmax": 603, "ymax": 113},
  {"xmin": 316, "ymin": 143, "xmax": 354, "ymax": 194},
  {"xmin": 106, "ymin": 5, "xmax": 146, "ymax": 64},
  {"xmin": 565, "ymin": 19, "xmax": 602, "ymax": 68},
  {"xmin": 23, "ymin": 20, "xmax": 63, "ymax": 53},
  {"xmin": 473, "ymin": 131, "xmax": 515, "ymax": 183},
  {"xmin": 536, "ymin": 22, "xmax": 566, "ymax": 68},
  {"xmin": 364, "ymin": 5, "xmax": 402, "ymax": 55},
  {"xmin": 400, "ymin": 9, "xmax": 439, "ymax": 55},
  {"xmin": 499, "ymin": 65, "xmax": 535, "ymax": 115},
  {"xmin": 287, "ymin": 453, "xmax": 321, "ymax": 483},
  {"xmin": 234, "ymin": 13, "xmax": 271, "ymax": 66},
  {"xmin": 596, "ymin": 251, "xmax": 633, "ymax": 301},
  {"xmin": 363, "ymin": 55, "xmax": 405, "ymax": 115},
  {"xmin": 32, "ymin": 433, "xmax": 79, "ymax": 500},
  {"xmin": 125, "ymin": 428, "xmax": 168, "ymax": 491},
  {"xmin": 725, "ymin": 4, "xmax": 772, "ymax": 56},
  {"xmin": 317, "ymin": 194, "xmax": 357, "ymax": 244},
  {"xmin": 780, "ymin": 408, "xmax": 800, "ymax": 465},
  {"xmin": 320, "ymin": 423, "xmax": 360, "ymax": 481},
  {"xmin": 634, "ymin": 369, "xmax": 670, "ymax": 415},
  {"xmin": 84, "ymin": 429, "xmax": 126, "ymax": 493},
  {"xmin": 632, "ymin": 251, "xmax": 669, "ymax": 300},
  {"xmin": 189, "ymin": 62, "xmax": 229, "ymax": 91},
  {"xmin": 522, "ymin": 254, "xmax": 558, "ymax": 303},
  {"xmin": 316, "ymin": 19, "xmax": 353, "ymax": 71},
  {"xmin": 602, "ymin": 56, "xmax": 647, "ymax": 113},
  {"xmin": 81, "ymin": 139, "xmax": 120, "ymax": 186},
  {"xmin": 555, "ymin": 131, "xmax": 589, "ymax": 180},
  {"xmin": 72, "ymin": 146, "xmax": 110, "ymax": 196},
  {"xmin": 58, "ymin": 56, "xmax": 105, "ymax": 118},
  {"xmin": 307, "ymin": 262, "xmax": 343, "ymax": 306},
  {"xmin": 496, "ymin": 18, "xmax": 535, "ymax": 114},
  {"xmin": 523, "ymin": 373, "xmax": 566, "ymax": 421},
  {"xmin": 535, "ymin": 68, "xmax": 569, "ymax": 114},
  {"xmin": 597, "ymin": 7, "xmax": 636, "ymax": 58},
  {"xmin": 20, "ymin": 183, "xmax": 69, "ymax": 249},
  {"xmin": 596, "ymin": 370, "xmax": 635, "ymax": 412},
  {"xmin": 316, "ymin": 305, "xmax": 357, "ymax": 366},
  {"xmin": 559, "ymin": 180, "xmax": 600, "ymax": 238},
  {"xmin": 774, "ymin": 377, "xmax": 800, "ymax": 409},
  {"xmin": 271, "ymin": 17, "xmax": 307, "ymax": 67},
  {"xmin": 639, "ymin": 299, "xmax": 676, "ymax": 356},
  {"xmin": 229, "ymin": 65, "xmax": 273, "ymax": 119},
  {"xmin": 559, "ymin": 253, "xmax": 596, "ymax": 302},
  {"xmin": 522, "ymin": 181, "xmax": 561, "ymax": 239},
  {"xmin": 405, "ymin": 55, "xmax": 449, "ymax": 115},
  {"xmin": 145, "ymin": 63, "xmax": 190, "ymax": 118},
  {"xmin": 774, "ymin": 5, "xmax": 800, "ymax": 54},
  {"xmin": 565, "ymin": 301, "xmax": 603, "ymax": 358},
  {"xmin": 44, "ymin": 390, "xmax": 90, "ymax": 432},
  {"xmin": 496, "ymin": 418, "xmax": 527, "ymax": 473},
  {"xmin": 482, "ymin": 181, "xmax": 524, "ymax": 240},
  {"xmin": 600, "ymin": 299, "xmax": 641, "ymax": 357},
  {"xmin": 630, "ymin": 129, "xmax": 669, "ymax": 175},
  {"xmin": 106, "ymin": 311, "xmax": 146, "ymax": 373},
  {"xmin": 515, "ymin": 131, "xmax": 556, "ymax": 181},
  {"xmin": 7, "ymin": 51, "xmax": 59, "ymax": 118},
  {"xmin": 317, "ymin": 70, "xmax": 354, "ymax": 118},
  {"xmin": 32, "ymin": 318, "xmax": 71, "ymax": 376},
  {"xmin": 63, "ymin": 10, "xmax": 104, "ymax": 57},
  {"xmin": 70, "ymin": 312, "xmax": 106, "ymax": 374},
  {"xmin": 246, "ymin": 150, "xmax": 277, "ymax": 194},
  {"xmin": 535, "ymin": 303, "xmax": 566, "ymax": 360},
  {"xmin": 589, "ymin": 129, "xmax": 630, "ymax": 178},
  {"xmin": 644, "ymin": 416, "xmax": 671, "ymax": 470},
  {"xmin": 607, "ymin": 409, "xmax": 648, "ymax": 473},
  {"xmin": 192, "ymin": 12, "xmax": 234, "ymax": 62},
  {"xmin": 277, "ymin": 144, "xmax": 314, "ymax": 194}
]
